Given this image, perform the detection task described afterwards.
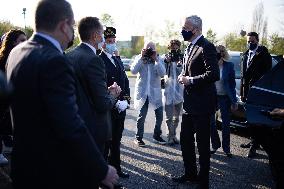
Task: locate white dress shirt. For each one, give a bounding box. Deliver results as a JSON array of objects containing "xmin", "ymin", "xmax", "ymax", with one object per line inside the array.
[{"xmin": 34, "ymin": 32, "xmax": 63, "ymax": 54}]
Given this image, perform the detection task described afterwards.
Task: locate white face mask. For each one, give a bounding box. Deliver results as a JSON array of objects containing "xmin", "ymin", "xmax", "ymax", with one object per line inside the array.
[
  {"xmin": 97, "ymin": 35, "xmax": 105, "ymax": 50},
  {"xmin": 105, "ymin": 43, "xmax": 117, "ymax": 55}
]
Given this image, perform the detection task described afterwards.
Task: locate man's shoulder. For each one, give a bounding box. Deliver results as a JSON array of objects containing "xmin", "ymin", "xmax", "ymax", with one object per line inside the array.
[
  {"xmin": 197, "ymin": 36, "xmax": 215, "ymax": 50},
  {"xmin": 257, "ymin": 45, "xmax": 270, "ymax": 55}
]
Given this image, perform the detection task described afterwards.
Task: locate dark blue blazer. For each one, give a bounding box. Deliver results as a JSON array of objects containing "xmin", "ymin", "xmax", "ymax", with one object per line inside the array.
[
  {"xmin": 99, "ymin": 52, "xmax": 130, "ymax": 104},
  {"xmin": 67, "ymin": 43, "xmax": 116, "ymax": 151},
  {"xmin": 182, "ymin": 36, "xmax": 220, "ymax": 115},
  {"xmin": 221, "ymin": 61, "xmax": 238, "ymax": 104},
  {"xmin": 6, "ymin": 35, "xmax": 108, "ymax": 188}
]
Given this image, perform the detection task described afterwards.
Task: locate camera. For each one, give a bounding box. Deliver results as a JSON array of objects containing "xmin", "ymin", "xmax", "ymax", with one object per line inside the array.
[
  {"xmin": 169, "ymin": 49, "xmax": 182, "ymax": 62},
  {"xmin": 144, "ymin": 47, "xmax": 155, "ymax": 58},
  {"xmin": 143, "ymin": 47, "xmax": 156, "ymax": 63}
]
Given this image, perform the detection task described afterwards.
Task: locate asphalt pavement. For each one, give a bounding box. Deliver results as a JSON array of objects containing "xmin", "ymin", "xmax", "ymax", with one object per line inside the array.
[{"xmin": 118, "ymin": 77, "xmax": 275, "ymax": 189}]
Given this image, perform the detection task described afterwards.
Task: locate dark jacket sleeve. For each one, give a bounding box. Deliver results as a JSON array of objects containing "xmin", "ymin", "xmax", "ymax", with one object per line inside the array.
[
  {"xmin": 82, "ymin": 56, "xmax": 116, "ymax": 113},
  {"xmin": 41, "ymin": 55, "xmax": 108, "ymax": 182},
  {"xmin": 192, "ymin": 42, "xmax": 220, "ymax": 86}
]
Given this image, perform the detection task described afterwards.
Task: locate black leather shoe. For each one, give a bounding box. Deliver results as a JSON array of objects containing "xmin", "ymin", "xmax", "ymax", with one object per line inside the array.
[
  {"xmin": 118, "ymin": 171, "xmax": 129, "ymax": 178},
  {"xmin": 240, "ymin": 142, "xmax": 251, "ymax": 148},
  {"xmin": 247, "ymin": 149, "xmax": 256, "ymax": 158},
  {"xmin": 226, "ymin": 153, "xmax": 233, "ymax": 158},
  {"xmin": 172, "ymin": 174, "xmax": 198, "ymax": 183}
]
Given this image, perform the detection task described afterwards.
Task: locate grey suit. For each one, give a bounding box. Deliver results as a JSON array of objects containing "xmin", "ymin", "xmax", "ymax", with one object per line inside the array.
[{"xmin": 67, "ymin": 43, "xmax": 116, "ymax": 153}]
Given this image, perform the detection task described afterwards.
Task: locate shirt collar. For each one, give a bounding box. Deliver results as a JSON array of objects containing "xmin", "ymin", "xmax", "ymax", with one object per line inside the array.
[
  {"xmin": 191, "ymin": 34, "xmax": 203, "ymax": 45},
  {"xmin": 81, "ymin": 42, "xmax": 97, "ymax": 54},
  {"xmin": 249, "ymin": 45, "xmax": 259, "ymax": 54},
  {"xmin": 104, "ymin": 50, "xmax": 113, "ymax": 60},
  {"xmin": 34, "ymin": 32, "xmax": 63, "ymax": 53}
]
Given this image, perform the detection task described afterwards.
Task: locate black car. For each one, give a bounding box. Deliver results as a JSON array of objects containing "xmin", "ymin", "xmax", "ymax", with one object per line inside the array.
[
  {"xmin": 245, "ymin": 59, "xmax": 284, "ymax": 189},
  {"xmin": 216, "ymin": 51, "xmax": 282, "ymax": 128}
]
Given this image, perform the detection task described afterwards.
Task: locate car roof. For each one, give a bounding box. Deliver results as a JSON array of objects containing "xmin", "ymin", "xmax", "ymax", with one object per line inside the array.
[{"xmin": 228, "ymin": 51, "xmax": 242, "ymax": 56}]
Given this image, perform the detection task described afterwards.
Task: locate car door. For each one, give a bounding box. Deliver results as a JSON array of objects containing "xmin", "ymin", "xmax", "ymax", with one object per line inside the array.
[{"xmin": 245, "ymin": 60, "xmax": 284, "ymax": 128}]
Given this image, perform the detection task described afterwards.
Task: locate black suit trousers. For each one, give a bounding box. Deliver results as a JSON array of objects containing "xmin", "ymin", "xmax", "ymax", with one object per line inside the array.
[
  {"xmin": 104, "ymin": 110, "xmax": 126, "ymax": 172},
  {"xmin": 180, "ymin": 112, "xmax": 211, "ymax": 187}
]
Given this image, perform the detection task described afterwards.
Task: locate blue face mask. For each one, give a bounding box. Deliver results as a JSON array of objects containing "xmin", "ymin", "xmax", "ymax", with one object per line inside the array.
[
  {"xmin": 248, "ymin": 42, "xmax": 257, "ymax": 50},
  {"xmin": 181, "ymin": 29, "xmax": 194, "ymax": 41},
  {"xmin": 105, "ymin": 43, "xmax": 117, "ymax": 54}
]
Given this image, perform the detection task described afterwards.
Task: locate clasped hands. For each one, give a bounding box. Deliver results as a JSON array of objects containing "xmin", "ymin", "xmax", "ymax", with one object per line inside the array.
[{"xmin": 108, "ymin": 82, "xmax": 121, "ymax": 98}]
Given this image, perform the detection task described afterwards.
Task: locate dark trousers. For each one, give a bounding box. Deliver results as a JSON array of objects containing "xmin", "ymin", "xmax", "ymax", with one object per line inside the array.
[
  {"xmin": 210, "ymin": 95, "xmax": 231, "ymax": 153},
  {"xmin": 104, "ymin": 110, "xmax": 125, "ymax": 172},
  {"xmin": 180, "ymin": 112, "xmax": 211, "ymax": 189}
]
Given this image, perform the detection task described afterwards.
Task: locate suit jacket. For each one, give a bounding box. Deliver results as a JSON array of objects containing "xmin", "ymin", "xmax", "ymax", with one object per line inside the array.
[
  {"xmin": 6, "ymin": 35, "xmax": 108, "ymax": 189},
  {"xmin": 67, "ymin": 43, "xmax": 116, "ymax": 151},
  {"xmin": 182, "ymin": 36, "xmax": 220, "ymax": 115},
  {"xmin": 99, "ymin": 51, "xmax": 130, "ymax": 118},
  {"xmin": 240, "ymin": 45, "xmax": 272, "ymax": 102},
  {"xmin": 220, "ymin": 61, "xmax": 238, "ymax": 104}
]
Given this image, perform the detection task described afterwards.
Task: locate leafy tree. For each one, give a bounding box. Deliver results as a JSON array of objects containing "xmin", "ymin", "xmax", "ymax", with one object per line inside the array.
[
  {"xmin": 0, "ymin": 20, "xmax": 15, "ymax": 37},
  {"xmin": 269, "ymin": 33, "xmax": 284, "ymax": 55},
  {"xmin": 100, "ymin": 13, "xmax": 114, "ymax": 27},
  {"xmin": 120, "ymin": 47, "xmax": 132, "ymax": 58},
  {"xmin": 206, "ymin": 28, "xmax": 218, "ymax": 45},
  {"xmin": 223, "ymin": 32, "xmax": 247, "ymax": 52}
]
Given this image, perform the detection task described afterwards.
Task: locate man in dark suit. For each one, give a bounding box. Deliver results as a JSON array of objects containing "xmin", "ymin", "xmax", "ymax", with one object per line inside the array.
[
  {"xmin": 172, "ymin": 15, "xmax": 219, "ymax": 189},
  {"xmin": 5, "ymin": 1, "xmax": 118, "ymax": 188},
  {"xmin": 67, "ymin": 17, "xmax": 121, "ymax": 154},
  {"xmin": 240, "ymin": 32, "xmax": 272, "ymax": 158},
  {"xmin": 99, "ymin": 27, "xmax": 130, "ymax": 179}
]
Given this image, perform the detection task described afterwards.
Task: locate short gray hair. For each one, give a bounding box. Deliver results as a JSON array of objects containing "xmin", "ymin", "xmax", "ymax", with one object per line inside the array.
[{"xmin": 186, "ymin": 15, "xmax": 202, "ymax": 31}]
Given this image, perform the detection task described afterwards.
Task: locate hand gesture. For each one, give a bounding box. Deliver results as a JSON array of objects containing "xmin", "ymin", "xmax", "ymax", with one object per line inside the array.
[{"xmin": 101, "ymin": 165, "xmax": 119, "ymax": 189}]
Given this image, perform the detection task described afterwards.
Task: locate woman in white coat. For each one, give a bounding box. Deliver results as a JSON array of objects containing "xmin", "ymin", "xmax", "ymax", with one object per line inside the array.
[{"xmin": 131, "ymin": 41, "xmax": 166, "ymax": 147}]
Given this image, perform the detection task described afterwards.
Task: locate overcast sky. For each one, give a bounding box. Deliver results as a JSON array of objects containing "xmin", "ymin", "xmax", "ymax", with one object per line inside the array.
[{"xmin": 0, "ymin": 0, "xmax": 283, "ymax": 41}]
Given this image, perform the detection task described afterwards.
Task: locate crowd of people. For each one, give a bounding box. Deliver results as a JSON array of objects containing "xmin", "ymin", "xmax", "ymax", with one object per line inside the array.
[{"xmin": 0, "ymin": 0, "xmax": 283, "ymax": 189}]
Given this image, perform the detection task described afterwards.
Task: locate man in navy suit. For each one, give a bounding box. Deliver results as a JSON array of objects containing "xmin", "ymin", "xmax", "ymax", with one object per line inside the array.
[
  {"xmin": 172, "ymin": 15, "xmax": 219, "ymax": 189},
  {"xmin": 67, "ymin": 17, "xmax": 121, "ymax": 155},
  {"xmin": 6, "ymin": 1, "xmax": 118, "ymax": 188},
  {"xmin": 99, "ymin": 27, "xmax": 130, "ymax": 180}
]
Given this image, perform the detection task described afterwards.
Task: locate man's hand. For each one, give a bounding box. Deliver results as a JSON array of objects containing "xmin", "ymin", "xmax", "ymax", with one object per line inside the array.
[
  {"xmin": 101, "ymin": 165, "xmax": 119, "ymax": 189},
  {"xmin": 178, "ymin": 75, "xmax": 191, "ymax": 85},
  {"xmin": 270, "ymin": 108, "xmax": 284, "ymax": 118},
  {"xmin": 108, "ymin": 82, "xmax": 121, "ymax": 98}
]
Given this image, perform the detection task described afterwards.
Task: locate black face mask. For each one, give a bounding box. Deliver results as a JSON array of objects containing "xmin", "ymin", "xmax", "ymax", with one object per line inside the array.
[
  {"xmin": 248, "ymin": 42, "xmax": 257, "ymax": 50},
  {"xmin": 181, "ymin": 29, "xmax": 194, "ymax": 41},
  {"xmin": 217, "ymin": 53, "xmax": 222, "ymax": 61}
]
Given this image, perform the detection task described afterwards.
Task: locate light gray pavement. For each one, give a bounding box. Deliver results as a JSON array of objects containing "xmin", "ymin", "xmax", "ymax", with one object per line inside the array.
[{"xmin": 118, "ymin": 77, "xmax": 275, "ymax": 189}]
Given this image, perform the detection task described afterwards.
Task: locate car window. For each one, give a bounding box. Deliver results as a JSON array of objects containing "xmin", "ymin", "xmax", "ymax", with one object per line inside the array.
[{"xmin": 228, "ymin": 55, "xmax": 241, "ymax": 78}]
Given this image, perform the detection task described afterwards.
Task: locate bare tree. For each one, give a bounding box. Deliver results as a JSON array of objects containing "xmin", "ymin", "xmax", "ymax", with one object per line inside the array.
[{"xmin": 251, "ymin": 2, "xmax": 268, "ymax": 44}]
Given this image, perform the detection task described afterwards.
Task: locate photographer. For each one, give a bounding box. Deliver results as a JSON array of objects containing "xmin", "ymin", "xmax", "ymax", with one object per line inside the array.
[
  {"xmin": 131, "ymin": 41, "xmax": 166, "ymax": 146},
  {"xmin": 162, "ymin": 39, "xmax": 184, "ymax": 145}
]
